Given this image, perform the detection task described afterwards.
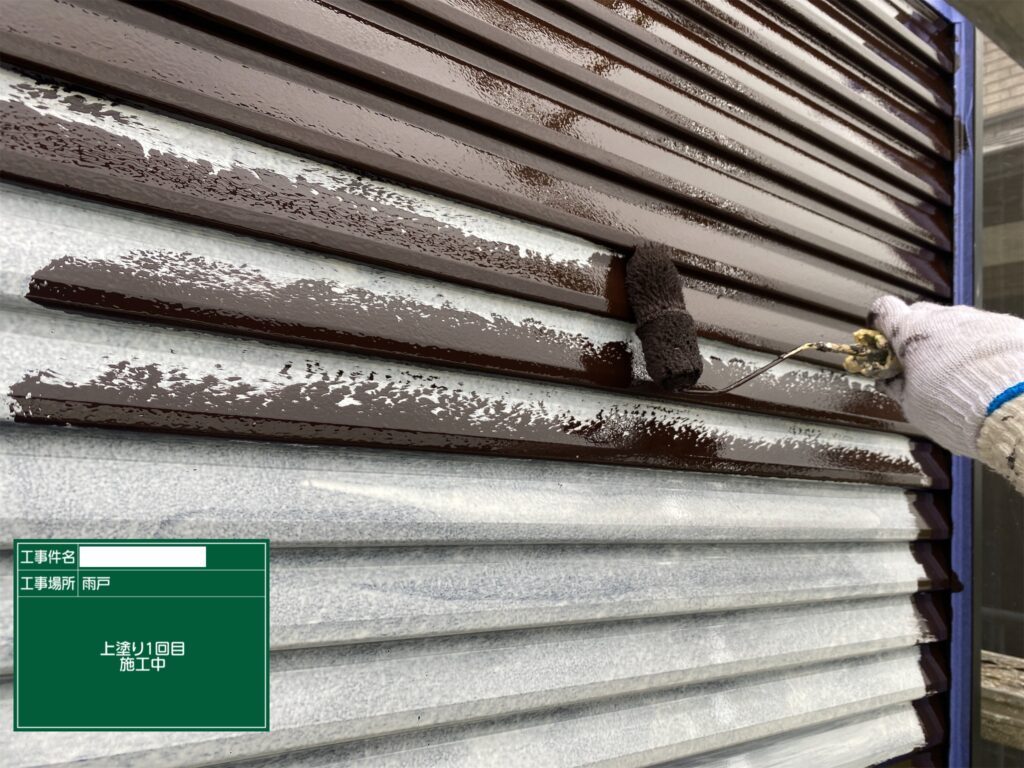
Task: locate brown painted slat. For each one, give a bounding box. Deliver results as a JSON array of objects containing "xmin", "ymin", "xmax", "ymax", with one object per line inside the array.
[
  {"xmin": 402, "ymin": 0, "xmax": 953, "ymax": 206},
  {"xmin": 767, "ymin": 0, "xmax": 954, "ymax": 112},
  {"xmin": 0, "ymin": 59, "xmax": 947, "ymax": 319},
  {"xmin": 0, "ymin": 0, "xmax": 950, "ymax": 305},
  {"xmin": 847, "ymin": 0, "xmax": 955, "ymax": 74},
  {"xmin": 170, "ymin": 0, "xmax": 952, "ymax": 255},
  {"xmin": 897, "ymin": 0, "xmax": 950, "ymax": 29},
  {"xmin": 909, "ymin": 500, "xmax": 950, "ymax": 542},
  {"xmin": 657, "ymin": 0, "xmax": 953, "ymax": 147},
  {"xmin": 0, "ymin": 82, "xmax": 895, "ymax": 372},
  {"xmin": 4, "ymin": 321, "xmax": 950, "ymax": 489},
  {"xmin": 385, "ymin": 0, "xmax": 950, "ymax": 213},
  {"xmin": 912, "ymin": 594, "xmax": 950, "ymax": 636},
  {"xmin": 539, "ymin": 0, "xmax": 952, "ymax": 161},
  {"xmin": 4, "ymin": 176, "xmax": 922, "ymax": 434},
  {"xmin": 916, "ymin": 688, "xmax": 951, "ymax": 740},
  {"xmin": 24, "ymin": 247, "xmax": 918, "ymax": 434}
]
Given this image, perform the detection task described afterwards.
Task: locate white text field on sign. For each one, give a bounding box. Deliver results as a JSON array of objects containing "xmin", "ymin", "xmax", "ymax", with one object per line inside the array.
[{"xmin": 79, "ymin": 546, "xmax": 207, "ymax": 568}]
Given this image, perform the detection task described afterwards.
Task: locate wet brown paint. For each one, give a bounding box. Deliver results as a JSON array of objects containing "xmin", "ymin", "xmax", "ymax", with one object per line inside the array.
[
  {"xmin": 909, "ymin": 493, "xmax": 951, "ymax": 540},
  {"xmin": 911, "ymin": 598, "xmax": 950, "ymax": 652},
  {"xmin": 174, "ymin": 0, "xmax": 954, "ymax": 254},
  {"xmin": 642, "ymin": 0, "xmax": 953, "ymax": 153},
  {"xmin": 26, "ymin": 252, "xmax": 628, "ymax": 387},
  {"xmin": 25, "ymin": 250, "xmax": 915, "ymax": 433},
  {"xmin": 914, "ymin": 538, "xmax": 962, "ymax": 596},
  {"xmin": 517, "ymin": 0, "xmax": 952, "ymax": 160},
  {"xmin": 846, "ymin": 0, "xmax": 955, "ymax": 74},
  {"xmin": 769, "ymin": 0, "xmax": 953, "ymax": 112},
  {"xmin": 0, "ymin": 88, "xmax": 934, "ymax": 369},
  {"xmin": 911, "ymin": 698, "xmax": 949, "ymax": 757},
  {"xmin": 7, "ymin": 362, "xmax": 945, "ymax": 488},
  {"xmin": 398, "ymin": 0, "xmax": 954, "ymax": 206},
  {"xmin": 0, "ymin": 0, "xmax": 951, "ymax": 312},
  {"xmin": 0, "ymin": 99, "xmax": 619, "ymax": 310}
]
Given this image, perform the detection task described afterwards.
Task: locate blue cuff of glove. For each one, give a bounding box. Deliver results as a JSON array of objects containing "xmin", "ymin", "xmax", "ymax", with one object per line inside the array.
[{"xmin": 987, "ymin": 381, "xmax": 1024, "ymax": 416}]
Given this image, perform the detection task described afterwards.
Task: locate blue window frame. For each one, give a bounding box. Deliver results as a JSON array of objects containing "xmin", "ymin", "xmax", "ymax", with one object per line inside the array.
[{"xmin": 922, "ymin": 3, "xmax": 977, "ymax": 765}]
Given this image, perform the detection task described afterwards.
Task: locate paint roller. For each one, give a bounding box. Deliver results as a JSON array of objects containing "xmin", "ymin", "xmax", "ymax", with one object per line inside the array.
[{"xmin": 625, "ymin": 242, "xmax": 902, "ymax": 394}]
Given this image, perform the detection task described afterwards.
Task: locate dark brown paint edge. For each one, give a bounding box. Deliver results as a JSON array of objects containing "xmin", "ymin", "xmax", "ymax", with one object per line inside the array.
[
  {"xmin": 24, "ymin": 251, "xmax": 916, "ymax": 434},
  {"xmin": 6, "ymin": 355, "xmax": 948, "ymax": 489}
]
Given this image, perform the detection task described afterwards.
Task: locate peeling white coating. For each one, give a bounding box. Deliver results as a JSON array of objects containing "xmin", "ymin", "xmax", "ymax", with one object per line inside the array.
[{"xmin": 0, "ymin": 68, "xmax": 609, "ymax": 266}]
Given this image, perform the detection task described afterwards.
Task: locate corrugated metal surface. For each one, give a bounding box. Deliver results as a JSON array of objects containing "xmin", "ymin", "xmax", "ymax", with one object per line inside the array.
[{"xmin": 0, "ymin": 0, "xmax": 960, "ymax": 764}]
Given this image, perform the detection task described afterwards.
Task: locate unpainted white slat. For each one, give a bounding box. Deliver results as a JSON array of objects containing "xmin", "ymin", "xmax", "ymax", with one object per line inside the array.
[
  {"xmin": 0, "ymin": 648, "xmax": 931, "ymax": 767},
  {"xmin": 0, "ymin": 424, "xmax": 933, "ymax": 546}
]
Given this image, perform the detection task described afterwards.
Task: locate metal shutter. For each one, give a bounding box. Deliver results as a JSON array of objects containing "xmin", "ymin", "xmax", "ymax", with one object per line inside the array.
[{"xmin": 0, "ymin": 0, "xmax": 963, "ymax": 764}]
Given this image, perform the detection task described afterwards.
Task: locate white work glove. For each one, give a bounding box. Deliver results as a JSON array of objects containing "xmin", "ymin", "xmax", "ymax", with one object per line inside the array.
[{"xmin": 869, "ymin": 297, "xmax": 1024, "ymax": 458}]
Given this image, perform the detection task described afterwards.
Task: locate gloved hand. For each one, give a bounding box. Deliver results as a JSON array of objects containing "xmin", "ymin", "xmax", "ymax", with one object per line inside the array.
[{"xmin": 869, "ymin": 297, "xmax": 1024, "ymax": 458}]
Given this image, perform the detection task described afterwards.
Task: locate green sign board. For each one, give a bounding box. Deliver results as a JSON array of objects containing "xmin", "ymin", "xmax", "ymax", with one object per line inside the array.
[{"xmin": 13, "ymin": 539, "xmax": 269, "ymax": 731}]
